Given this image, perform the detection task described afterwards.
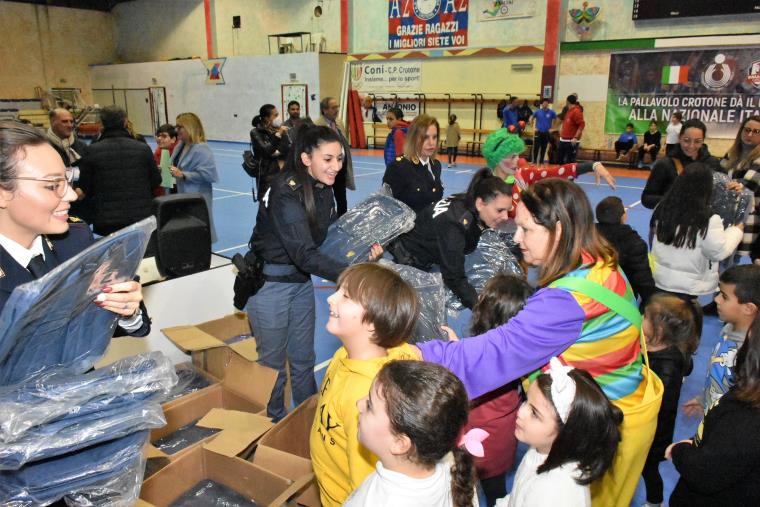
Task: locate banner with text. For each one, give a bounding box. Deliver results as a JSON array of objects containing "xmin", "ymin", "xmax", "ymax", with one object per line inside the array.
[
  {"xmin": 606, "ymin": 47, "xmax": 760, "ymax": 138},
  {"xmin": 388, "ymin": 0, "xmax": 469, "ymax": 50},
  {"xmin": 351, "ymin": 61, "xmax": 423, "ymax": 92},
  {"xmin": 479, "ymin": 0, "xmax": 535, "ymax": 21}
]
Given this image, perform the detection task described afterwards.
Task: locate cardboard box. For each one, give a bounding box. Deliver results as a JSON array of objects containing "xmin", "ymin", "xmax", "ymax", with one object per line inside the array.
[
  {"xmin": 252, "ymin": 395, "xmax": 320, "ymax": 507},
  {"xmin": 151, "ymin": 403, "xmax": 273, "ymax": 461},
  {"xmin": 140, "ymin": 443, "xmax": 313, "ymax": 507},
  {"xmin": 161, "ymin": 314, "xmax": 278, "ymax": 411}
]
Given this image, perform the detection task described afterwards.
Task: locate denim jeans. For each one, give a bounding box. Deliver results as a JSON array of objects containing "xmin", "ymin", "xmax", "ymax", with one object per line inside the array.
[{"xmin": 246, "ymin": 280, "xmax": 317, "ymax": 421}]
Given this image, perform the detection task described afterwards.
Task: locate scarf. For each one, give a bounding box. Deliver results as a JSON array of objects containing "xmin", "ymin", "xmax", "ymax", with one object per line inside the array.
[{"xmin": 47, "ymin": 128, "xmax": 82, "ymax": 165}]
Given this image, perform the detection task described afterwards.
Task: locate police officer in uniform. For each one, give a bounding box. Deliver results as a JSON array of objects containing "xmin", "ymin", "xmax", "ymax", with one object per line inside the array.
[
  {"xmin": 388, "ymin": 168, "xmax": 512, "ymax": 310},
  {"xmin": 243, "ymin": 125, "xmax": 381, "ymax": 421},
  {"xmin": 382, "ymin": 114, "xmax": 443, "ymax": 214},
  {"xmin": 0, "ymin": 121, "xmax": 149, "ymax": 335}
]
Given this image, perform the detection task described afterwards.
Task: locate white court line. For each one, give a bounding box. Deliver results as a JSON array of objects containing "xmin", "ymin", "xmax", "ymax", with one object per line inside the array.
[
  {"xmin": 314, "ymin": 358, "xmax": 332, "ymax": 372},
  {"xmin": 216, "ymin": 187, "xmax": 248, "ymax": 195},
  {"xmin": 213, "ymin": 194, "xmax": 248, "ymax": 201},
  {"xmin": 215, "ymin": 243, "xmax": 248, "ymax": 254},
  {"xmin": 626, "ymin": 200, "xmax": 642, "ymax": 209},
  {"xmin": 456, "ymin": 169, "xmax": 472, "ymax": 174}
]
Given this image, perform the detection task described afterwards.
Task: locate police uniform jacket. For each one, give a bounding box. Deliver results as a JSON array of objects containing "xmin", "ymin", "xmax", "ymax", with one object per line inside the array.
[
  {"xmin": 0, "ymin": 220, "xmax": 150, "ymax": 336},
  {"xmin": 382, "ymin": 156, "xmax": 443, "ymax": 214},
  {"xmin": 395, "ymin": 196, "xmax": 482, "ymax": 309},
  {"xmin": 250, "ymin": 170, "xmax": 348, "ymax": 283}
]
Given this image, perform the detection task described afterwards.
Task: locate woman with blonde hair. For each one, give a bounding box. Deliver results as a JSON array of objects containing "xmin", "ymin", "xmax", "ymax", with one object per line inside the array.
[
  {"xmin": 721, "ymin": 115, "xmax": 760, "ymax": 261},
  {"xmin": 381, "ymin": 114, "xmax": 443, "ymax": 213},
  {"xmin": 170, "ymin": 112, "xmax": 219, "ymax": 242}
]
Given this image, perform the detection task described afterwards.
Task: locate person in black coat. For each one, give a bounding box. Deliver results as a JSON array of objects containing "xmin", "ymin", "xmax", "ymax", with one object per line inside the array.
[
  {"xmin": 388, "ymin": 168, "xmax": 512, "ymax": 310},
  {"xmin": 638, "ymin": 120, "xmax": 662, "ymax": 167},
  {"xmin": 382, "ymin": 114, "xmax": 443, "ymax": 214},
  {"xmin": 77, "ymin": 106, "xmax": 161, "ymax": 237},
  {"xmin": 595, "ymin": 196, "xmax": 655, "ymax": 305},
  {"xmin": 666, "ymin": 315, "xmax": 760, "ymax": 506},
  {"xmin": 250, "ymin": 104, "xmax": 291, "ymax": 201},
  {"xmin": 641, "ymin": 118, "xmax": 720, "ymax": 209},
  {"xmin": 0, "ymin": 120, "xmax": 149, "ymax": 335}
]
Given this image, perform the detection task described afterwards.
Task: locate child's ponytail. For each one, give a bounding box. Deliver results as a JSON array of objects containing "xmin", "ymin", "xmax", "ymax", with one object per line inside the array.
[{"xmin": 451, "ymin": 446, "xmax": 476, "ymax": 507}]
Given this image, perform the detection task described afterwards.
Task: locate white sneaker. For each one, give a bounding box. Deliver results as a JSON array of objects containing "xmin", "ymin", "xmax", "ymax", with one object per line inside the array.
[
  {"xmin": 452, "ymin": 162, "xmax": 457, "ymax": 167},
  {"xmin": 447, "ymin": 163, "xmax": 452, "ymax": 168}
]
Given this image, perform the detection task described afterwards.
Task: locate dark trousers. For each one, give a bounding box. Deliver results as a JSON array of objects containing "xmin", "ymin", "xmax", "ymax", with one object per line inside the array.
[
  {"xmin": 558, "ymin": 140, "xmax": 577, "ymax": 164},
  {"xmin": 333, "ymin": 166, "xmax": 347, "ymax": 217},
  {"xmin": 615, "ymin": 139, "xmax": 634, "ymax": 157},
  {"xmin": 480, "ymin": 474, "xmax": 507, "ymax": 507},
  {"xmin": 638, "ymin": 145, "xmax": 659, "ymax": 164},
  {"xmin": 642, "ymin": 456, "xmax": 665, "ymax": 503},
  {"xmin": 533, "ymin": 131, "xmax": 550, "ymax": 164},
  {"xmin": 447, "ymin": 146, "xmax": 458, "ymax": 163}
]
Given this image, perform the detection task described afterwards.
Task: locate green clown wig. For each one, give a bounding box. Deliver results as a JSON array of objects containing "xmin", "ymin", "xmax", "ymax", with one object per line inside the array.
[{"xmin": 482, "ymin": 129, "xmax": 525, "ymax": 169}]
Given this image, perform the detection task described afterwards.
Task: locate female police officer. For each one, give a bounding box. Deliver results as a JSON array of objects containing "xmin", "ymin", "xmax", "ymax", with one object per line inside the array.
[
  {"xmin": 244, "ymin": 125, "xmax": 381, "ymax": 421},
  {"xmin": 0, "ymin": 121, "xmax": 148, "ymax": 334},
  {"xmin": 387, "ymin": 168, "xmax": 512, "ymax": 310}
]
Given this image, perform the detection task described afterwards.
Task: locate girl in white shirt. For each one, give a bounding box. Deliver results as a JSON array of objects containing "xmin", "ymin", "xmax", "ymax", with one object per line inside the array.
[
  {"xmin": 665, "ymin": 112, "xmax": 683, "ymax": 156},
  {"xmin": 496, "ymin": 358, "xmax": 623, "ymax": 507},
  {"xmin": 346, "ymin": 360, "xmax": 479, "ymax": 507}
]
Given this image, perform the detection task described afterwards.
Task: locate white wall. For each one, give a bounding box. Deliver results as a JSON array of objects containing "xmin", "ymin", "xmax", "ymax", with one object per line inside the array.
[{"xmin": 90, "ymin": 53, "xmax": 321, "ymax": 141}]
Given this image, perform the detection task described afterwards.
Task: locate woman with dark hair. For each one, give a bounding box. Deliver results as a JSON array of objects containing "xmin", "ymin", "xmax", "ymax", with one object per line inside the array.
[
  {"xmin": 651, "ymin": 162, "xmax": 743, "ymax": 302},
  {"xmin": 638, "ymin": 120, "xmax": 662, "ymax": 168},
  {"xmin": 0, "ymin": 120, "xmax": 149, "ymax": 333},
  {"xmin": 667, "ymin": 315, "xmax": 760, "ymax": 505},
  {"xmin": 387, "ymin": 168, "xmax": 512, "ymax": 310},
  {"xmin": 721, "ymin": 115, "xmax": 760, "ymax": 261},
  {"xmin": 417, "ymin": 178, "xmax": 663, "ymax": 506},
  {"xmin": 382, "ymin": 114, "xmax": 443, "ymax": 214},
  {"xmin": 250, "ymin": 104, "xmax": 291, "ymax": 201},
  {"xmin": 241, "ymin": 125, "xmax": 381, "ymax": 421},
  {"xmin": 641, "ymin": 118, "xmax": 721, "ymax": 209}
]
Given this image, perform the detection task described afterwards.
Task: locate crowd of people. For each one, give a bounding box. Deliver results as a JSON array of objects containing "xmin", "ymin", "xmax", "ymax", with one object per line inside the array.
[{"xmin": 1, "ymin": 93, "xmax": 759, "ymax": 507}]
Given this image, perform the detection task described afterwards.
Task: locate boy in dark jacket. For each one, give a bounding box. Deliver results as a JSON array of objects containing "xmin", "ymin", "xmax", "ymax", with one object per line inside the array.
[{"xmin": 595, "ymin": 196, "xmax": 655, "ymax": 305}]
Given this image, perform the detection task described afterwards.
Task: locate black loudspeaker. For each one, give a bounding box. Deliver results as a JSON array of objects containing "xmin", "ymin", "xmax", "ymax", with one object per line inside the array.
[
  {"xmin": 232, "ymin": 15, "xmax": 241, "ymax": 28},
  {"xmin": 153, "ymin": 193, "xmax": 212, "ymax": 278}
]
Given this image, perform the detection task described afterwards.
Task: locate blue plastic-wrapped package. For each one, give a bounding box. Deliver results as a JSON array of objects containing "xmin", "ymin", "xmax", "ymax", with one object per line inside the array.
[
  {"xmin": 446, "ymin": 229, "xmax": 524, "ymax": 315},
  {"xmin": 712, "ymin": 172, "xmax": 754, "ymax": 228},
  {"xmin": 0, "ymin": 430, "xmax": 149, "ymax": 506},
  {"xmin": 0, "ymin": 218, "xmax": 155, "ymax": 385},
  {"xmin": 320, "ymin": 193, "xmax": 416, "ymax": 265}
]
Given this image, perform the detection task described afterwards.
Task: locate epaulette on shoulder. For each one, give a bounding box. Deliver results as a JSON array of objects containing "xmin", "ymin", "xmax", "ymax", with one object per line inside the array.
[
  {"xmin": 285, "ymin": 178, "xmax": 301, "ymax": 191},
  {"xmin": 396, "ymin": 156, "xmax": 403, "ymax": 161},
  {"xmin": 67, "ymin": 215, "xmax": 84, "ymax": 224}
]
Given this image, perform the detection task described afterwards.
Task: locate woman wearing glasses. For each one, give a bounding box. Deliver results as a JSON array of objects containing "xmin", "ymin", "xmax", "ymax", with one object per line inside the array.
[
  {"xmin": 721, "ymin": 116, "xmax": 760, "ymax": 262},
  {"xmin": 0, "ymin": 121, "xmax": 148, "ymax": 334},
  {"xmin": 641, "ymin": 118, "xmax": 721, "ymax": 209}
]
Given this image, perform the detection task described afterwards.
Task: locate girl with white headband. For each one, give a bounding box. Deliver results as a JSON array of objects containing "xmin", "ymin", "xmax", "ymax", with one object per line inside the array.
[{"xmin": 497, "ymin": 358, "xmax": 623, "ymax": 507}]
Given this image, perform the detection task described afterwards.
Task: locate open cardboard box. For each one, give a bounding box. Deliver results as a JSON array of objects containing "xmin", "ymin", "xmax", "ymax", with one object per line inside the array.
[
  {"xmin": 140, "ymin": 441, "xmax": 313, "ymax": 507},
  {"xmin": 151, "ymin": 405, "xmax": 273, "ymax": 462},
  {"xmin": 251, "ymin": 395, "xmax": 320, "ymax": 507},
  {"xmin": 161, "ymin": 314, "xmax": 279, "ymax": 410}
]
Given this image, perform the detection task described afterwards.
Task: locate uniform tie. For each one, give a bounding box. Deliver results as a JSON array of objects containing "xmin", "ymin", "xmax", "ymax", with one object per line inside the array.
[{"xmin": 27, "ymin": 254, "xmax": 49, "ymax": 279}]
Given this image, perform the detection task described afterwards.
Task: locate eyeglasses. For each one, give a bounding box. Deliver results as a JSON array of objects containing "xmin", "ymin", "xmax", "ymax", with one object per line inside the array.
[
  {"xmin": 680, "ymin": 138, "xmax": 704, "ymax": 146},
  {"xmin": 2, "ymin": 169, "xmax": 74, "ymax": 198},
  {"xmin": 743, "ymin": 127, "xmax": 760, "ymax": 136}
]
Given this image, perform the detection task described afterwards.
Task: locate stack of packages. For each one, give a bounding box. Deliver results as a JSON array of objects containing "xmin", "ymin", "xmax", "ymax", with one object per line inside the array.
[
  {"xmin": 319, "ymin": 193, "xmax": 448, "ymax": 342},
  {"xmin": 0, "ymin": 219, "xmax": 177, "ymax": 506}
]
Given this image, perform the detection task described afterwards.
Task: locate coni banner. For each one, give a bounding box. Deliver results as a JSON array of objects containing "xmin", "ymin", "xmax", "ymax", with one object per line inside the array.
[
  {"xmin": 388, "ymin": 0, "xmax": 469, "ymax": 50},
  {"xmin": 606, "ymin": 47, "xmax": 760, "ymax": 138}
]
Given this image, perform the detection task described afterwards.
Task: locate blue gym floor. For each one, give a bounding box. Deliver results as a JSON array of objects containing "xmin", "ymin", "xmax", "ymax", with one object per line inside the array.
[{"xmin": 160, "ymin": 138, "xmax": 722, "ymax": 505}]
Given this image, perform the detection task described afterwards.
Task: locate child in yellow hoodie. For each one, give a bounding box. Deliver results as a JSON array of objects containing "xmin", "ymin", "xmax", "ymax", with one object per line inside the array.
[{"xmin": 309, "ymin": 263, "xmax": 421, "ymax": 507}]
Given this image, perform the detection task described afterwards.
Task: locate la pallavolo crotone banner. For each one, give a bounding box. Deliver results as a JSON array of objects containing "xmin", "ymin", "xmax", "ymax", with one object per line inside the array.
[{"xmin": 606, "ymin": 48, "xmax": 760, "ymax": 138}]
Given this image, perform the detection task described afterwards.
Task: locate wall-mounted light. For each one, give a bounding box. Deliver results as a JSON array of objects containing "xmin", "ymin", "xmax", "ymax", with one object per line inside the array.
[{"xmin": 511, "ymin": 63, "xmax": 534, "ymax": 71}]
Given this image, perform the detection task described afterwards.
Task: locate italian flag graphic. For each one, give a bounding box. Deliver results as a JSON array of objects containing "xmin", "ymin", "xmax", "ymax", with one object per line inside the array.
[{"xmin": 661, "ymin": 65, "xmax": 689, "ymax": 85}]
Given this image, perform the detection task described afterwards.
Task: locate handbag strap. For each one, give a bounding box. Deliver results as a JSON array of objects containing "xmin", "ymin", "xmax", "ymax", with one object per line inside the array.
[
  {"xmin": 549, "ymin": 275, "xmax": 651, "ymax": 368},
  {"xmin": 673, "ymin": 157, "xmax": 684, "ymax": 175}
]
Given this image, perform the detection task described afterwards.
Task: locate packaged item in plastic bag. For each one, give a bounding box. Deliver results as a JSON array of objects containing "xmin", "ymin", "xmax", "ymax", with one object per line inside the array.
[
  {"xmin": 0, "ymin": 352, "xmax": 176, "ymax": 443},
  {"xmin": 446, "ymin": 229, "xmax": 523, "ymax": 315},
  {"xmin": 168, "ymin": 479, "xmax": 260, "ymax": 507},
  {"xmin": 153, "ymin": 418, "xmax": 222, "ymax": 455},
  {"xmin": 0, "ymin": 401, "xmax": 164, "ymax": 470},
  {"xmin": 163, "ymin": 363, "xmax": 216, "ymax": 404},
  {"xmin": 0, "ymin": 218, "xmax": 156, "ymax": 385},
  {"xmin": 379, "ymin": 260, "xmax": 447, "ymax": 343},
  {"xmin": 0, "ymin": 430, "xmax": 149, "ymax": 506},
  {"xmin": 62, "ymin": 449, "xmax": 146, "ymax": 507},
  {"xmin": 712, "ymin": 172, "xmax": 754, "ymax": 227},
  {"xmin": 320, "ymin": 193, "xmax": 416, "ymax": 265}
]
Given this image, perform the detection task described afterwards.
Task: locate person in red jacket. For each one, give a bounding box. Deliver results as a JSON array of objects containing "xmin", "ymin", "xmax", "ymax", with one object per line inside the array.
[{"xmin": 558, "ymin": 94, "xmax": 585, "ymax": 164}]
